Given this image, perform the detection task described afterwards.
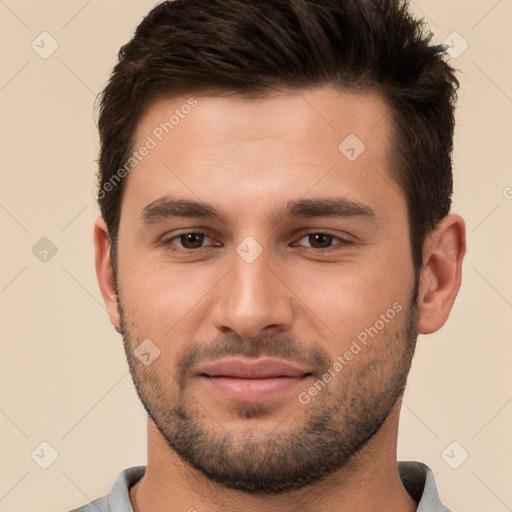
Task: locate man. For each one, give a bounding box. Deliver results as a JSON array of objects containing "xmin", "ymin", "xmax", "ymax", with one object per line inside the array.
[{"xmin": 72, "ymin": 0, "xmax": 466, "ymax": 510}]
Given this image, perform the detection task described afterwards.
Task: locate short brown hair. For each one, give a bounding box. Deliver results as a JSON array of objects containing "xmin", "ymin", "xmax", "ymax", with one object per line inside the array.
[{"xmin": 96, "ymin": 0, "xmax": 459, "ymax": 272}]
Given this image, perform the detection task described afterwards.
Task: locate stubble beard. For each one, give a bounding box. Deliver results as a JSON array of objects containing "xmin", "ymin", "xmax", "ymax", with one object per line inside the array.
[{"xmin": 117, "ymin": 278, "xmax": 419, "ymax": 494}]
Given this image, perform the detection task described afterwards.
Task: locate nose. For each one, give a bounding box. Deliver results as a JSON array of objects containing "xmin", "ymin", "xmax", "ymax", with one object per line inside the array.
[{"xmin": 211, "ymin": 247, "xmax": 295, "ymax": 339}]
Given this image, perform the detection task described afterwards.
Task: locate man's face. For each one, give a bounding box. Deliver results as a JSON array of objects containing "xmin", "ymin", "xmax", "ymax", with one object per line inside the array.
[{"xmin": 114, "ymin": 86, "xmax": 419, "ymax": 493}]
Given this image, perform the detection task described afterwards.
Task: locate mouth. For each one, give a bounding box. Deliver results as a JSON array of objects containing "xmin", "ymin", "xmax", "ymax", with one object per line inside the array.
[{"xmin": 195, "ymin": 357, "xmax": 314, "ymax": 402}]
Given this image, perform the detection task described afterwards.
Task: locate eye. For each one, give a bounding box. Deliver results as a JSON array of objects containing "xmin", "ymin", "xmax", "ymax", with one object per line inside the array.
[
  {"xmin": 293, "ymin": 232, "xmax": 352, "ymax": 251},
  {"xmin": 160, "ymin": 230, "xmax": 353, "ymax": 254},
  {"xmin": 161, "ymin": 231, "xmax": 218, "ymax": 252}
]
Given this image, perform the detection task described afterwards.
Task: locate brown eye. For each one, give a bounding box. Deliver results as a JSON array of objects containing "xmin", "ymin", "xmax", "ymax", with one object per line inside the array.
[
  {"xmin": 162, "ymin": 231, "xmax": 215, "ymax": 252},
  {"xmin": 295, "ymin": 232, "xmax": 351, "ymax": 251},
  {"xmin": 306, "ymin": 233, "xmax": 335, "ymax": 249},
  {"xmin": 178, "ymin": 232, "xmax": 206, "ymax": 249}
]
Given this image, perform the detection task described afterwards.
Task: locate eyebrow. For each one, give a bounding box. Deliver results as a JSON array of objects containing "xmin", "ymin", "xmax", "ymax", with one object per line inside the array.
[{"xmin": 140, "ymin": 195, "xmax": 377, "ymax": 225}]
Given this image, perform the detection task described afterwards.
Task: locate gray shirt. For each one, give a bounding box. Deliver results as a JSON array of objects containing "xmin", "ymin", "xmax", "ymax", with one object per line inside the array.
[{"xmin": 68, "ymin": 461, "xmax": 452, "ymax": 511}]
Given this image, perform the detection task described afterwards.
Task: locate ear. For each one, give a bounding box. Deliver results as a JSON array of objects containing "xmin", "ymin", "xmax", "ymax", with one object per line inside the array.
[
  {"xmin": 94, "ymin": 217, "xmax": 122, "ymax": 333},
  {"xmin": 417, "ymin": 214, "xmax": 466, "ymax": 335}
]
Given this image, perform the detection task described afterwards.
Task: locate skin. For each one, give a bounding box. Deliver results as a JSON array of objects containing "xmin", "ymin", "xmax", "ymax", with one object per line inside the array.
[{"xmin": 94, "ymin": 86, "xmax": 466, "ymax": 512}]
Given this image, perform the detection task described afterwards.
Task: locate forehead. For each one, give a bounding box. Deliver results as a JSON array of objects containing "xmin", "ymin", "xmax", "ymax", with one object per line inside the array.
[
  {"xmin": 134, "ymin": 86, "xmax": 390, "ymax": 154},
  {"xmin": 124, "ymin": 86, "xmax": 402, "ymax": 225}
]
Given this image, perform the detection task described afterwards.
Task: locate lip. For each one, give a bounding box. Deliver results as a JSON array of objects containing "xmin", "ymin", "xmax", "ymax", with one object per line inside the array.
[
  {"xmin": 195, "ymin": 357, "xmax": 312, "ymax": 379},
  {"xmin": 195, "ymin": 358, "xmax": 313, "ymax": 402}
]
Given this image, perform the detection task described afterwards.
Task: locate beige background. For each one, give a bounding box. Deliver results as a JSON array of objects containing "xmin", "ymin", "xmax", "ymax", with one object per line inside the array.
[{"xmin": 0, "ymin": 1, "xmax": 511, "ymax": 511}]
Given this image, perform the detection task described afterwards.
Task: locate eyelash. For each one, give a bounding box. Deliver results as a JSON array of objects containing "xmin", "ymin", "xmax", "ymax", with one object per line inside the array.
[{"xmin": 160, "ymin": 230, "xmax": 353, "ymax": 254}]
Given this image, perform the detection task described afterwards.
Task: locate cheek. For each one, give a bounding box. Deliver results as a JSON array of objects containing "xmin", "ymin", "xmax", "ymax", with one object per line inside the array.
[
  {"xmin": 117, "ymin": 249, "xmax": 223, "ymax": 338},
  {"xmin": 300, "ymin": 259, "xmax": 409, "ymax": 331}
]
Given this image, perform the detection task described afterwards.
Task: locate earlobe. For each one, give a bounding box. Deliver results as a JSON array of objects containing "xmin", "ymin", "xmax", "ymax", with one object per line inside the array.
[
  {"xmin": 94, "ymin": 217, "xmax": 122, "ymax": 333},
  {"xmin": 417, "ymin": 214, "xmax": 466, "ymax": 335}
]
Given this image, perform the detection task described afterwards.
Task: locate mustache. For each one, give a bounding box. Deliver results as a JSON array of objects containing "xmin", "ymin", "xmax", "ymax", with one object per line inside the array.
[{"xmin": 175, "ymin": 334, "xmax": 330, "ymax": 387}]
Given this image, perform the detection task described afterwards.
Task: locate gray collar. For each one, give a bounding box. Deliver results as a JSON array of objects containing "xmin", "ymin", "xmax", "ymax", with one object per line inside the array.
[{"xmin": 73, "ymin": 461, "xmax": 451, "ymax": 511}]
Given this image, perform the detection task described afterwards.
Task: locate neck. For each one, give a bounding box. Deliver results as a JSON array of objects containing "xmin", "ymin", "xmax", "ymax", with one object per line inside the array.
[{"xmin": 130, "ymin": 401, "xmax": 417, "ymax": 512}]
